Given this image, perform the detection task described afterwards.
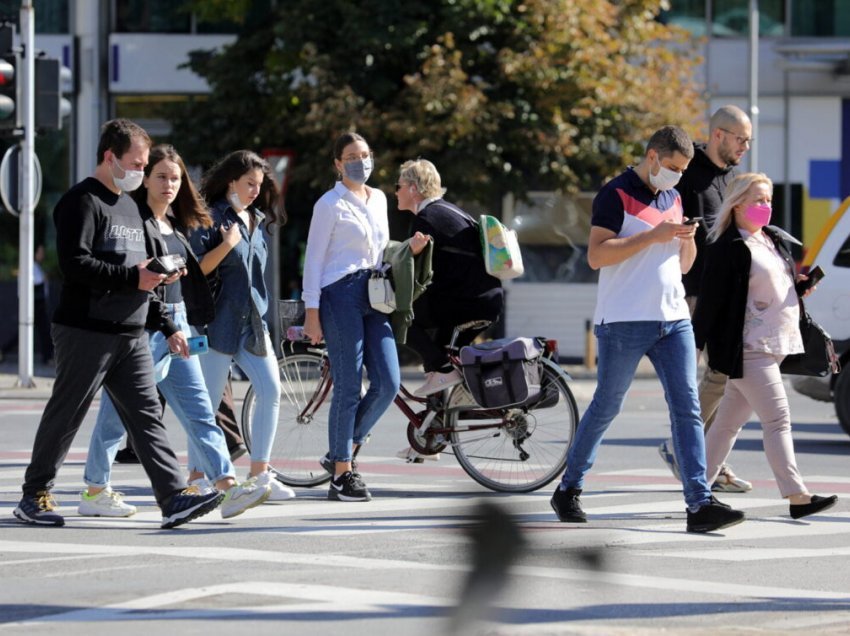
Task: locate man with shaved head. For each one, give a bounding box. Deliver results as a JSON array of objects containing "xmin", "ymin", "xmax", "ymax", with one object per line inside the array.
[{"xmin": 658, "ymin": 105, "xmax": 754, "ymax": 494}]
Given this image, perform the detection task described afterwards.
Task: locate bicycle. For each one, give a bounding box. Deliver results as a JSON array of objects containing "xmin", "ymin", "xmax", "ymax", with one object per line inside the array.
[{"xmin": 240, "ymin": 302, "xmax": 579, "ymax": 493}]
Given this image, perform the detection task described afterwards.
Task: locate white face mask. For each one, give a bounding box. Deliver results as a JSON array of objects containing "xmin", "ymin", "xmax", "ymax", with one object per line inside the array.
[
  {"xmin": 649, "ymin": 156, "xmax": 682, "ymax": 191},
  {"xmin": 111, "ymin": 156, "xmax": 145, "ymax": 192}
]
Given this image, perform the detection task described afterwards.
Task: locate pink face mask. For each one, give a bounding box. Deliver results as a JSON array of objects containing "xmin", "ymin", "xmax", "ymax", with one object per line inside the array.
[{"xmin": 744, "ymin": 203, "xmax": 771, "ymax": 228}]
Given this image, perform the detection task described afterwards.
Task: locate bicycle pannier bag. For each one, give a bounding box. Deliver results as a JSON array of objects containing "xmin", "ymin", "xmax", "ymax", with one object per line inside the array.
[
  {"xmin": 368, "ymin": 269, "xmax": 396, "ymax": 314},
  {"xmin": 460, "ymin": 337, "xmax": 543, "ymax": 408},
  {"xmin": 479, "ymin": 214, "xmax": 524, "ymax": 280}
]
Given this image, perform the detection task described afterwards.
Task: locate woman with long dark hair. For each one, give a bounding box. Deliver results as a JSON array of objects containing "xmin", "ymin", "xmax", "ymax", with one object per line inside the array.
[{"xmin": 190, "ymin": 150, "xmax": 295, "ymax": 501}]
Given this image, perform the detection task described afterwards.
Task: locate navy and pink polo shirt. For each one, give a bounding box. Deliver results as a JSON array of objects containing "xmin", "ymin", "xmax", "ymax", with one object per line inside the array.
[{"xmin": 591, "ymin": 167, "xmax": 690, "ymax": 325}]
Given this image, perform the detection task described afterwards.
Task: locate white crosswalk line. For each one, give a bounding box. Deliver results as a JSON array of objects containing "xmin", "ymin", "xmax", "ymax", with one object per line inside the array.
[{"xmin": 0, "ymin": 539, "xmax": 847, "ymax": 605}]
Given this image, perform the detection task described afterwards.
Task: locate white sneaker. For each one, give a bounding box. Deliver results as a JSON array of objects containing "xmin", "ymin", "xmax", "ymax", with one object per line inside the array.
[
  {"xmin": 188, "ymin": 477, "xmax": 216, "ymax": 495},
  {"xmin": 396, "ymin": 446, "xmax": 441, "ymax": 463},
  {"xmin": 78, "ymin": 487, "xmax": 137, "ymax": 518},
  {"xmin": 220, "ymin": 478, "xmax": 272, "ymax": 519},
  {"xmin": 251, "ymin": 470, "xmax": 296, "ymax": 501},
  {"xmin": 413, "ymin": 369, "xmax": 463, "ymax": 397}
]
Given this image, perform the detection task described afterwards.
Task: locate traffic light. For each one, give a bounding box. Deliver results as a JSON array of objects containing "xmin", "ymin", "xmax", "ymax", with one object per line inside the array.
[
  {"xmin": 0, "ymin": 23, "xmax": 19, "ymax": 135},
  {"xmin": 35, "ymin": 56, "xmax": 71, "ymax": 131}
]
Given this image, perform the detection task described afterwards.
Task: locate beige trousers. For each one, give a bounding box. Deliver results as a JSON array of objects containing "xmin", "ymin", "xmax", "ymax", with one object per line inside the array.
[{"xmin": 704, "ymin": 351, "xmax": 807, "ymax": 498}]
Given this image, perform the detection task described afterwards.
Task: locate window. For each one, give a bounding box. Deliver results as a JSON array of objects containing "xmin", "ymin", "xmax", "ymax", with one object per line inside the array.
[
  {"xmin": 712, "ymin": 0, "xmax": 785, "ymax": 37},
  {"xmin": 792, "ymin": 0, "xmax": 850, "ymax": 37},
  {"xmin": 660, "ymin": 1, "xmax": 785, "ymax": 37},
  {"xmin": 115, "ymin": 0, "xmax": 191, "ymax": 33},
  {"xmin": 0, "ymin": 0, "xmax": 68, "ymax": 33},
  {"xmin": 658, "ymin": 0, "xmax": 708, "ymax": 37},
  {"xmin": 114, "ymin": 0, "xmax": 274, "ymax": 34},
  {"xmin": 508, "ymin": 192, "xmax": 598, "ymax": 283},
  {"xmin": 833, "ymin": 233, "xmax": 850, "ymax": 268}
]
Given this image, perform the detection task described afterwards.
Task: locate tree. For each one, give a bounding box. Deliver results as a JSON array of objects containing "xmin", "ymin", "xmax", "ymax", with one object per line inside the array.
[{"xmin": 174, "ymin": 0, "xmax": 705, "ymax": 217}]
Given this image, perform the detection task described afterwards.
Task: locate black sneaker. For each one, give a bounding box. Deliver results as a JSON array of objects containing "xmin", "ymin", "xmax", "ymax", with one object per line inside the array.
[
  {"xmin": 161, "ymin": 489, "xmax": 225, "ymax": 529},
  {"xmin": 328, "ymin": 471, "xmax": 371, "ymax": 502},
  {"xmin": 320, "ymin": 451, "xmax": 360, "ymax": 475},
  {"xmin": 550, "ymin": 486, "xmax": 587, "ymax": 523},
  {"xmin": 114, "ymin": 446, "xmax": 140, "ymax": 464},
  {"xmin": 709, "ymin": 495, "xmax": 732, "ymax": 510},
  {"xmin": 686, "ymin": 500, "xmax": 746, "ymax": 533},
  {"xmin": 13, "ymin": 491, "xmax": 65, "ymax": 526}
]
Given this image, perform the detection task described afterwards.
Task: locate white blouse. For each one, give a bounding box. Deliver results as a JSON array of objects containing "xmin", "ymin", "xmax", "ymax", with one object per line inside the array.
[{"xmin": 302, "ymin": 181, "xmax": 389, "ymax": 309}]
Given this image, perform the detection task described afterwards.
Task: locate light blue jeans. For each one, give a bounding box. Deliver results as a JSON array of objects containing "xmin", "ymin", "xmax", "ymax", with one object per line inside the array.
[
  {"xmin": 560, "ymin": 320, "xmax": 712, "ymax": 510},
  {"xmin": 84, "ymin": 303, "xmax": 234, "ymax": 487},
  {"xmin": 320, "ymin": 269, "xmax": 400, "ymax": 463},
  {"xmin": 197, "ymin": 325, "xmax": 280, "ymax": 464}
]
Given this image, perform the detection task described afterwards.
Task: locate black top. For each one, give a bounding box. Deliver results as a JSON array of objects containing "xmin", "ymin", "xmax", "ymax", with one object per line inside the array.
[
  {"xmin": 678, "ymin": 143, "xmax": 738, "ymax": 297},
  {"xmin": 412, "ymin": 199, "xmax": 502, "ymax": 300},
  {"xmin": 161, "ymin": 232, "xmax": 186, "ymax": 304},
  {"xmin": 692, "ymin": 222, "xmax": 799, "ymax": 379},
  {"xmin": 137, "ymin": 201, "xmax": 215, "ymax": 329},
  {"xmin": 52, "ymin": 177, "xmax": 161, "ymax": 336}
]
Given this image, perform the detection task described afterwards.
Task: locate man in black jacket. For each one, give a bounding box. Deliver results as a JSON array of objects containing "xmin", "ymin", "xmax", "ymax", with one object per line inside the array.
[
  {"xmin": 14, "ymin": 119, "xmax": 223, "ymax": 529},
  {"xmin": 658, "ymin": 105, "xmax": 754, "ymax": 493}
]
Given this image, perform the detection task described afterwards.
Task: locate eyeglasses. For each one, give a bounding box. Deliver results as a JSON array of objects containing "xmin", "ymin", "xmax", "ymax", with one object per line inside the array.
[
  {"xmin": 341, "ymin": 151, "xmax": 373, "ymax": 163},
  {"xmin": 719, "ymin": 128, "xmax": 753, "ymax": 146}
]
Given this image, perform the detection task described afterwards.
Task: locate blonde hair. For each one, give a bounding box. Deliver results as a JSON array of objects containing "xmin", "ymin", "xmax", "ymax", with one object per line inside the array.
[
  {"xmin": 399, "ymin": 159, "xmax": 443, "ymax": 199},
  {"xmin": 707, "ymin": 172, "xmax": 773, "ymax": 243}
]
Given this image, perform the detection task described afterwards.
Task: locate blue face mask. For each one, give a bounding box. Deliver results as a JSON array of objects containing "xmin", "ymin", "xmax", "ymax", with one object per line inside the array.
[{"xmin": 343, "ymin": 157, "xmax": 373, "ymax": 184}]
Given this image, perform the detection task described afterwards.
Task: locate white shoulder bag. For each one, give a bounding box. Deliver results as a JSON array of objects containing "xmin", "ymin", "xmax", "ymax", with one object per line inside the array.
[{"xmin": 349, "ymin": 203, "xmax": 396, "ymax": 314}]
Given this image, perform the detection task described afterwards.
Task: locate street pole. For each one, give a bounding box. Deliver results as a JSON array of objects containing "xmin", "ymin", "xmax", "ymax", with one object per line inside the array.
[
  {"xmin": 16, "ymin": 0, "xmax": 34, "ymax": 387},
  {"xmin": 749, "ymin": 0, "xmax": 759, "ymax": 173}
]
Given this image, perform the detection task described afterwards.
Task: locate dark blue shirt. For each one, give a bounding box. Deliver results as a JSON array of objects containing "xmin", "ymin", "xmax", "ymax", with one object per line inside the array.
[{"xmin": 189, "ymin": 199, "xmax": 270, "ymax": 356}]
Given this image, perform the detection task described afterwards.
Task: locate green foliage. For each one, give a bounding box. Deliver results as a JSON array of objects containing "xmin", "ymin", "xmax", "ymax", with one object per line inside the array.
[{"xmin": 169, "ymin": 0, "xmax": 705, "ymax": 218}]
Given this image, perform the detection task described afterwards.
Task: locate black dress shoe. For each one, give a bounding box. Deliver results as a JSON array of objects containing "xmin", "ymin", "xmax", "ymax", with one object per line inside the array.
[{"xmin": 790, "ymin": 494, "xmax": 838, "ymax": 520}]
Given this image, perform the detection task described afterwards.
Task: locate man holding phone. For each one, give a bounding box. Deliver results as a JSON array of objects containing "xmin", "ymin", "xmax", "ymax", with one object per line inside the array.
[
  {"xmin": 658, "ymin": 105, "xmax": 756, "ymax": 494},
  {"xmin": 551, "ymin": 126, "xmax": 745, "ymax": 533},
  {"xmin": 14, "ymin": 119, "xmax": 224, "ymax": 528}
]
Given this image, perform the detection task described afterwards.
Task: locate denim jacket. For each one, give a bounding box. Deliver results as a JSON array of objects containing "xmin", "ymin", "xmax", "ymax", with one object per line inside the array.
[{"xmin": 189, "ymin": 199, "xmax": 270, "ymax": 356}]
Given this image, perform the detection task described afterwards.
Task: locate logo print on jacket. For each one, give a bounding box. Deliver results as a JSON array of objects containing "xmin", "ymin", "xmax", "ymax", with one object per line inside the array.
[{"xmin": 107, "ymin": 225, "xmax": 145, "ymax": 242}]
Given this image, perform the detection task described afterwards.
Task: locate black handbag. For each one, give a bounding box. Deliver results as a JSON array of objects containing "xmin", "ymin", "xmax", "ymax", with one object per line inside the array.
[{"xmin": 780, "ymin": 309, "xmax": 840, "ymax": 377}]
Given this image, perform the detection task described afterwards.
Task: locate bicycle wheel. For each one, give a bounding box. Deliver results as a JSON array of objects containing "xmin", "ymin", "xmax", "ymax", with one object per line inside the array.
[
  {"xmin": 241, "ymin": 352, "xmax": 332, "ymax": 487},
  {"xmin": 447, "ymin": 357, "xmax": 578, "ymax": 493}
]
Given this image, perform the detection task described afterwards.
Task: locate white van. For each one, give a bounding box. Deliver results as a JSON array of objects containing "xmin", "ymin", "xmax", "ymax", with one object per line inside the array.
[{"xmin": 791, "ymin": 196, "xmax": 850, "ymax": 438}]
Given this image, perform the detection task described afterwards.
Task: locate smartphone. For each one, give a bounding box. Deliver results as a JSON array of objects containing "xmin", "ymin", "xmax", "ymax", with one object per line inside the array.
[
  {"xmin": 683, "ymin": 216, "xmax": 703, "ymax": 226},
  {"xmin": 172, "ymin": 335, "xmax": 209, "ymax": 357},
  {"xmin": 148, "ymin": 254, "xmax": 187, "ymax": 277},
  {"xmin": 795, "ymin": 265, "xmax": 826, "ymax": 296}
]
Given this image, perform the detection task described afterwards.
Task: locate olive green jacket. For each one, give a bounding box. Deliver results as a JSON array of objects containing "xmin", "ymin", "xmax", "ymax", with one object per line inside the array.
[{"xmin": 383, "ymin": 238, "xmax": 434, "ymax": 343}]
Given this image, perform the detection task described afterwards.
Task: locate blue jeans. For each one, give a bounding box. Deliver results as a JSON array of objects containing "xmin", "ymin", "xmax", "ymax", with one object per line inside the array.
[
  {"xmin": 320, "ymin": 270, "xmax": 400, "ymax": 463},
  {"xmin": 84, "ymin": 303, "xmax": 234, "ymax": 487},
  {"xmin": 197, "ymin": 325, "xmax": 280, "ymax": 464},
  {"xmin": 560, "ymin": 320, "xmax": 712, "ymax": 510}
]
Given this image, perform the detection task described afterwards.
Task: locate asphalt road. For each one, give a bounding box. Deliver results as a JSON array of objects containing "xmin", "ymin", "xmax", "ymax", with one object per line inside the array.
[{"xmin": 1, "ymin": 366, "xmax": 849, "ymax": 635}]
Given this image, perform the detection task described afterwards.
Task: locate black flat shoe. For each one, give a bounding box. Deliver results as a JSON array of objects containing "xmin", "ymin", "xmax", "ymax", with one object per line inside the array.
[{"xmin": 790, "ymin": 494, "xmax": 838, "ymax": 520}]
